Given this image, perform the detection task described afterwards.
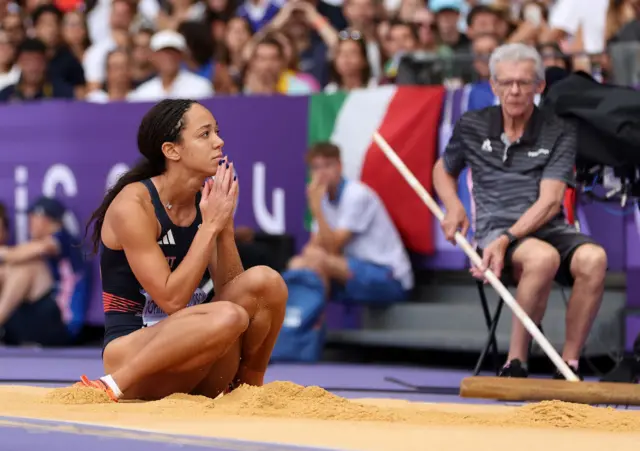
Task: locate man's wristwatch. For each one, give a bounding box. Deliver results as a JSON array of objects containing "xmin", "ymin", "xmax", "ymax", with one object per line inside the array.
[{"xmin": 501, "ymin": 231, "xmax": 517, "ymax": 245}]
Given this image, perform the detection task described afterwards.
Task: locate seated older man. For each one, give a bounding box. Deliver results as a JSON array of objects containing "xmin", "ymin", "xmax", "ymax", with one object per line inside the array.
[
  {"xmin": 433, "ymin": 43, "xmax": 607, "ymax": 380},
  {"xmin": 0, "ymin": 197, "xmax": 89, "ymax": 346}
]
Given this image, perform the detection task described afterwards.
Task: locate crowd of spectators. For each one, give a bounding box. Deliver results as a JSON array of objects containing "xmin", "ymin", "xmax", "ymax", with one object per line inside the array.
[{"xmin": 0, "ymin": 0, "xmax": 638, "ymax": 103}]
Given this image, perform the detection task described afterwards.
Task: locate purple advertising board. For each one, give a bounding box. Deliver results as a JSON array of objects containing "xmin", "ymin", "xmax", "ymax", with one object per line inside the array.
[
  {"xmin": 0, "ymin": 97, "xmax": 309, "ymax": 325},
  {"xmin": 0, "ymin": 91, "xmax": 636, "ymax": 349},
  {"xmin": 626, "ymin": 211, "xmax": 640, "ymax": 350}
]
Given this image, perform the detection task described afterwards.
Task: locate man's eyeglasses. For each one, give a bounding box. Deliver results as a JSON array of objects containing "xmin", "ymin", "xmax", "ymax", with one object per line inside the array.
[
  {"xmin": 493, "ymin": 78, "xmax": 538, "ymax": 90},
  {"xmin": 339, "ymin": 29, "xmax": 362, "ymax": 41}
]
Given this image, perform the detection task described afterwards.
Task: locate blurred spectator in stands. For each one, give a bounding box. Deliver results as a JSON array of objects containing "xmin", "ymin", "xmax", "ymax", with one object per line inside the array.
[
  {"xmin": 237, "ymin": 0, "xmax": 282, "ymax": 32},
  {"xmin": 413, "ymin": 7, "xmax": 437, "ymax": 51},
  {"xmin": 204, "ymin": 0, "xmax": 235, "ymax": 45},
  {"xmin": 342, "ymin": 0, "xmax": 382, "ymax": 78},
  {"xmin": 271, "ymin": 30, "xmax": 320, "ymax": 92},
  {"xmin": 243, "ymin": 35, "xmax": 284, "ymax": 94},
  {"xmin": 465, "ymin": 3, "xmax": 500, "ymax": 40},
  {"xmin": 178, "ymin": 20, "xmax": 215, "ymax": 80},
  {"xmin": 86, "ymin": 47, "xmax": 131, "ymax": 102},
  {"xmin": 0, "ymin": 197, "xmax": 90, "ymax": 347},
  {"xmin": 605, "ymin": 0, "xmax": 638, "ymax": 42},
  {"xmin": 22, "ymin": 0, "xmax": 46, "ymax": 15},
  {"xmin": 0, "ymin": 29, "xmax": 19, "ymax": 91},
  {"xmin": 431, "ymin": 0, "xmax": 471, "ymax": 52},
  {"xmin": 285, "ymin": 142, "xmax": 413, "ymax": 306},
  {"xmin": 32, "ymin": 4, "xmax": 86, "ymax": 98},
  {"xmin": 508, "ymin": 1, "xmax": 548, "ymax": 45},
  {"xmin": 208, "ymin": 14, "xmax": 227, "ymax": 46},
  {"xmin": 62, "ymin": 10, "xmax": 91, "ymax": 62},
  {"xmin": 83, "ymin": 0, "xmax": 134, "ymax": 92},
  {"xmin": 466, "ymin": 32, "xmax": 499, "ymax": 110},
  {"xmin": 309, "ymin": 0, "xmax": 347, "ymax": 31},
  {"xmin": 157, "ymin": 0, "xmax": 206, "ymax": 31},
  {"xmin": 130, "ymin": 28, "xmax": 155, "ymax": 87},
  {"xmin": 0, "ymin": 202, "xmax": 8, "ymax": 246},
  {"xmin": 264, "ymin": 1, "xmax": 337, "ymax": 87},
  {"xmin": 472, "ymin": 32, "xmax": 498, "ymax": 81},
  {"xmin": 606, "ymin": 0, "xmax": 640, "ymax": 71},
  {"xmin": 2, "ymin": 9, "xmax": 26, "ymax": 47},
  {"xmin": 206, "ymin": 0, "xmax": 236, "ymax": 20},
  {"xmin": 325, "ymin": 31, "xmax": 374, "ymax": 92},
  {"xmin": 541, "ymin": 0, "xmax": 609, "ymax": 57},
  {"xmin": 85, "ymin": 0, "xmax": 157, "ymax": 45},
  {"xmin": 492, "ymin": 3, "xmax": 516, "ymax": 41},
  {"xmin": 389, "ymin": 19, "xmax": 419, "ymax": 54},
  {"xmin": 383, "ymin": 20, "xmax": 418, "ymax": 81},
  {"xmin": 128, "ymin": 30, "xmax": 213, "ymax": 101},
  {"xmin": 396, "ymin": 0, "xmax": 425, "ymax": 22},
  {"xmin": 375, "ymin": 18, "xmax": 393, "ymax": 61},
  {"xmin": 538, "ymin": 42, "xmax": 571, "ymax": 71},
  {"xmin": 0, "ymin": 38, "xmax": 74, "ymax": 102},
  {"xmin": 215, "ymin": 16, "xmax": 253, "ymax": 92},
  {"xmin": 55, "ymin": 0, "xmax": 83, "ymax": 13}
]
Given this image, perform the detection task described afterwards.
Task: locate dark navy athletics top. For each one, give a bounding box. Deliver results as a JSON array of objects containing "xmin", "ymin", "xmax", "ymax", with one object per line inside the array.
[{"xmin": 100, "ymin": 179, "xmax": 213, "ymax": 349}]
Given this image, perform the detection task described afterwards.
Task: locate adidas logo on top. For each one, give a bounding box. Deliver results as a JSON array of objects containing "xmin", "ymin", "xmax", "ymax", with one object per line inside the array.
[{"xmin": 158, "ymin": 229, "xmax": 176, "ymax": 245}]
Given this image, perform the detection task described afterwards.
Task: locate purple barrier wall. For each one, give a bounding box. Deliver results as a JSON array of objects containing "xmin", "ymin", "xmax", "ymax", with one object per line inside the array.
[
  {"xmin": 0, "ymin": 91, "xmax": 633, "ymax": 333},
  {"xmin": 625, "ymin": 210, "xmax": 640, "ymax": 350},
  {"xmin": 0, "ymin": 98, "xmax": 309, "ymax": 325}
]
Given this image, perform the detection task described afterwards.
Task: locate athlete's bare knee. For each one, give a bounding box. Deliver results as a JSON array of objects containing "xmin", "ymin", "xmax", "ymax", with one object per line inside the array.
[
  {"xmin": 205, "ymin": 301, "xmax": 249, "ymax": 341},
  {"xmin": 243, "ymin": 266, "xmax": 288, "ymax": 311}
]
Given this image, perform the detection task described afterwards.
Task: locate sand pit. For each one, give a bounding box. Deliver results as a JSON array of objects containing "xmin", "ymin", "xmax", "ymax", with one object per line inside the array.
[{"xmin": 2, "ymin": 382, "xmax": 640, "ymax": 450}]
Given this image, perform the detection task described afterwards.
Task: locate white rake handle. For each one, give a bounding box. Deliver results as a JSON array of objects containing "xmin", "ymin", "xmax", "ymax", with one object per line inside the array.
[{"xmin": 372, "ymin": 131, "xmax": 579, "ymax": 382}]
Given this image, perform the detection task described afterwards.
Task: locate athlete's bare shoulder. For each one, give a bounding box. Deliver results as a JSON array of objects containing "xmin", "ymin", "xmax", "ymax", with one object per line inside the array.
[
  {"xmin": 108, "ymin": 182, "xmax": 155, "ymax": 221},
  {"xmin": 102, "ymin": 182, "xmax": 157, "ymax": 249}
]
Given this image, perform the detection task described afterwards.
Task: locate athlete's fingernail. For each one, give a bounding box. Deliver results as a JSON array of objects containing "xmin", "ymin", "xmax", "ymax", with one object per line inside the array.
[
  {"xmin": 233, "ymin": 175, "xmax": 237, "ymax": 181},
  {"xmin": 219, "ymin": 160, "xmax": 224, "ymax": 166},
  {"xmin": 226, "ymin": 163, "xmax": 229, "ymax": 169}
]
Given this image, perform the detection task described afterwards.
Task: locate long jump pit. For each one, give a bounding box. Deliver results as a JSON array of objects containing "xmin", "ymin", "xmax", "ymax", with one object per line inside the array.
[{"xmin": 1, "ymin": 381, "xmax": 640, "ymax": 451}]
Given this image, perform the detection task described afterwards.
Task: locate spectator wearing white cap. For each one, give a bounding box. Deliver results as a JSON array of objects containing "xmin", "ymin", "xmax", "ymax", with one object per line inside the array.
[
  {"xmin": 430, "ymin": 0, "xmax": 471, "ymax": 52},
  {"xmin": 127, "ymin": 30, "xmax": 214, "ymax": 102}
]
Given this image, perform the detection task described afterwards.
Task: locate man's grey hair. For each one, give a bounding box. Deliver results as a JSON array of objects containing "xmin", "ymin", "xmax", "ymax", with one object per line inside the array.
[{"xmin": 489, "ymin": 43, "xmax": 545, "ymax": 81}]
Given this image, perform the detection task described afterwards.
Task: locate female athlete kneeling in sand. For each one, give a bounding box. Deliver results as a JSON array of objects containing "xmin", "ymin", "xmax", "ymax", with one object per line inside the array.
[{"xmin": 76, "ymin": 99, "xmax": 288, "ymax": 402}]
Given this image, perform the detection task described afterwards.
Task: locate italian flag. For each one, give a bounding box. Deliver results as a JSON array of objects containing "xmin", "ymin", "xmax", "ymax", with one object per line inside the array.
[{"xmin": 307, "ymin": 85, "xmax": 445, "ymax": 255}]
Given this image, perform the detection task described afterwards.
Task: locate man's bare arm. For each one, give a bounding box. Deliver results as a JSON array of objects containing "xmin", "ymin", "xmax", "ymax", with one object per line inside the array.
[{"xmin": 507, "ymin": 179, "xmax": 567, "ymax": 239}]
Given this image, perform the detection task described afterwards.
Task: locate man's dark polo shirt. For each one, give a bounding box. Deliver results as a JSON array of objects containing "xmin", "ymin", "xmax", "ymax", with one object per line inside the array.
[
  {"xmin": 443, "ymin": 105, "xmax": 577, "ymax": 248},
  {"xmin": 0, "ymin": 79, "xmax": 74, "ymax": 102}
]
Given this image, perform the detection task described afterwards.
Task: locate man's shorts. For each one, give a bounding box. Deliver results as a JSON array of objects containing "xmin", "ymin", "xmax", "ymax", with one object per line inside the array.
[
  {"xmin": 332, "ymin": 258, "xmax": 408, "ymax": 305},
  {"xmin": 2, "ymin": 291, "xmax": 71, "ymax": 346},
  {"xmin": 479, "ymin": 226, "xmax": 600, "ymax": 287}
]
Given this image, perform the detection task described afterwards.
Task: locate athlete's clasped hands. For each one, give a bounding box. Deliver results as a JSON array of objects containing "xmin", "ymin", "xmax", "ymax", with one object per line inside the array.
[{"xmin": 200, "ymin": 156, "xmax": 238, "ymax": 232}]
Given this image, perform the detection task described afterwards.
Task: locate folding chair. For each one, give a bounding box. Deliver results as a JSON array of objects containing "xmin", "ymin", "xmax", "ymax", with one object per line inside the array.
[{"xmin": 472, "ymin": 186, "xmax": 579, "ymax": 376}]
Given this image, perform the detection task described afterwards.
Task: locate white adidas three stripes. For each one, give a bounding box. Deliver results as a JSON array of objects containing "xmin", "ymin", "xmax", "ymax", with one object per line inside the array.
[{"xmin": 157, "ymin": 230, "xmax": 176, "ymax": 245}]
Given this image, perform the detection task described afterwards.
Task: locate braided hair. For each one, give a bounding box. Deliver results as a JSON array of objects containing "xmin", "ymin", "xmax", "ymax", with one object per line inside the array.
[{"xmin": 85, "ymin": 99, "xmax": 198, "ymax": 254}]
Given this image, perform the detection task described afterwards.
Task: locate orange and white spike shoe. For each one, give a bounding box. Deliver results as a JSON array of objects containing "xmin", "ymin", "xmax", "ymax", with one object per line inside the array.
[{"xmin": 73, "ymin": 375, "xmax": 119, "ymax": 402}]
